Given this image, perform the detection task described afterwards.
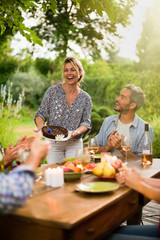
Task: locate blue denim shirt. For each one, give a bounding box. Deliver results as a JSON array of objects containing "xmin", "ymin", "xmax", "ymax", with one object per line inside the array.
[{"xmin": 95, "ymin": 114, "xmax": 153, "ymax": 157}]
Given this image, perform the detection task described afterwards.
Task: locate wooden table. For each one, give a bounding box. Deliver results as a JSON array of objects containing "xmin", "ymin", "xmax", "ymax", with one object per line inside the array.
[{"xmin": 0, "ymin": 158, "xmax": 160, "ymax": 240}]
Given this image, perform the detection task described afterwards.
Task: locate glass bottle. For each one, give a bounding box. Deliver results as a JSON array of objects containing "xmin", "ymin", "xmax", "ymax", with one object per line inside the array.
[{"xmin": 141, "ymin": 123, "xmax": 153, "ymax": 166}]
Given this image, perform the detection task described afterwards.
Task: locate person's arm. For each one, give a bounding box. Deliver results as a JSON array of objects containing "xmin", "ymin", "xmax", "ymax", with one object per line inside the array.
[
  {"xmin": 34, "ymin": 87, "xmax": 52, "ymax": 131},
  {"xmin": 97, "ymin": 130, "xmax": 120, "ymax": 153},
  {"xmin": 35, "ymin": 116, "xmax": 45, "ymax": 132},
  {"xmin": 23, "ymin": 133, "xmax": 50, "ymax": 171},
  {"xmin": 105, "ymin": 131, "xmax": 140, "ymax": 159},
  {"xmin": 71, "ymin": 126, "xmax": 88, "ymax": 138},
  {"xmin": 3, "ymin": 136, "xmax": 36, "ymax": 168},
  {"xmin": 116, "ymin": 168, "xmax": 160, "ymax": 203},
  {"xmin": 0, "ymin": 134, "xmax": 50, "ymax": 214}
]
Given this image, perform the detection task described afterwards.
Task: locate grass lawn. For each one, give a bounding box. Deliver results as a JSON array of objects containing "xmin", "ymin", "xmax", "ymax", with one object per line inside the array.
[{"xmin": 13, "ymin": 114, "xmax": 37, "ymax": 143}]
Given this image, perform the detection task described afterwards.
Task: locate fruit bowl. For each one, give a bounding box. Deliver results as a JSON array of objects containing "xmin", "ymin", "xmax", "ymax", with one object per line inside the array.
[{"xmin": 64, "ymin": 171, "xmax": 82, "ymax": 181}]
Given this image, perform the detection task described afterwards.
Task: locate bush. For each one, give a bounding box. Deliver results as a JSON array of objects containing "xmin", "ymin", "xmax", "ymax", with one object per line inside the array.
[
  {"xmin": 150, "ymin": 116, "xmax": 160, "ymax": 158},
  {"xmin": 97, "ymin": 106, "xmax": 113, "ymax": 118},
  {"xmin": 8, "ymin": 68, "xmax": 47, "ymax": 108},
  {"xmin": 0, "ymin": 59, "xmax": 19, "ymax": 85},
  {"xmin": 0, "ymin": 84, "xmax": 24, "ymax": 147}
]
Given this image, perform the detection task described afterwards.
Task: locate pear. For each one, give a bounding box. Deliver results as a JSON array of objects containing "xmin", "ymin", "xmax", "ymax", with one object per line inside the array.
[
  {"xmin": 103, "ymin": 163, "xmax": 116, "ymax": 178},
  {"xmin": 92, "ymin": 162, "xmax": 104, "ymax": 176}
]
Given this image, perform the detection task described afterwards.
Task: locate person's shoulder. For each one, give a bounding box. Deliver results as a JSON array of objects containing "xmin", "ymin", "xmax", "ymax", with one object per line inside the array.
[
  {"xmin": 135, "ymin": 115, "xmax": 146, "ymax": 124},
  {"xmin": 135, "ymin": 115, "xmax": 152, "ymax": 129},
  {"xmin": 80, "ymin": 89, "xmax": 91, "ymax": 99},
  {"xmin": 103, "ymin": 114, "xmax": 118, "ymax": 123},
  {"xmin": 46, "ymin": 83, "xmax": 61, "ymax": 93}
]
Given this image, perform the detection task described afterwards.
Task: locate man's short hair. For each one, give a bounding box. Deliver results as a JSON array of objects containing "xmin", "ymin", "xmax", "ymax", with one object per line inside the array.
[{"xmin": 125, "ymin": 84, "xmax": 145, "ymax": 111}]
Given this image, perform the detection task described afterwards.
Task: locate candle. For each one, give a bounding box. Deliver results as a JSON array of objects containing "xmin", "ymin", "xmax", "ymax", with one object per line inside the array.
[
  {"xmin": 45, "ymin": 167, "xmax": 64, "ymax": 187},
  {"xmin": 45, "ymin": 168, "xmax": 52, "ymax": 186},
  {"xmin": 57, "ymin": 167, "xmax": 64, "ymax": 186}
]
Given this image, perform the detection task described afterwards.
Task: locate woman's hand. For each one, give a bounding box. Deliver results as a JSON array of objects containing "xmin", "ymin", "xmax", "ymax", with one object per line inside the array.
[
  {"xmin": 71, "ymin": 130, "xmax": 80, "ymax": 138},
  {"xmin": 116, "ymin": 168, "xmax": 143, "ymax": 191}
]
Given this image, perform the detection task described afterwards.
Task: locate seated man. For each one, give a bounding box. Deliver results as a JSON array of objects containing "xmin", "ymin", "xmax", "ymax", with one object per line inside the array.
[
  {"xmin": 95, "ymin": 84, "xmax": 153, "ymax": 158},
  {"xmin": 0, "ymin": 134, "xmax": 50, "ymax": 214}
]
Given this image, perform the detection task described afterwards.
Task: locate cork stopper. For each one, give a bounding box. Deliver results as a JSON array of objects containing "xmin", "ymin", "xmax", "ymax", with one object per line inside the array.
[{"xmin": 145, "ymin": 123, "xmax": 149, "ymax": 131}]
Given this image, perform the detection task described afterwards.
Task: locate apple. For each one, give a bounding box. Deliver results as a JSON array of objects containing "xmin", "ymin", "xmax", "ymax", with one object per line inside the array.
[
  {"xmin": 111, "ymin": 158, "xmax": 122, "ymax": 170},
  {"xmin": 61, "ymin": 166, "xmax": 74, "ymax": 172},
  {"xmin": 64, "ymin": 162, "xmax": 75, "ymax": 169}
]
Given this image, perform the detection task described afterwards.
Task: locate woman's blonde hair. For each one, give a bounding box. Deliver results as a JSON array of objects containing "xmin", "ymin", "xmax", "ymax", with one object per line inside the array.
[{"xmin": 62, "ymin": 57, "xmax": 84, "ymax": 83}]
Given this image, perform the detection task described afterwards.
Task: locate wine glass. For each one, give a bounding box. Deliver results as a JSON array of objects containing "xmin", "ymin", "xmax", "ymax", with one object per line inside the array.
[
  {"xmin": 121, "ymin": 136, "xmax": 131, "ymax": 165},
  {"xmin": 88, "ymin": 138, "xmax": 99, "ymax": 162}
]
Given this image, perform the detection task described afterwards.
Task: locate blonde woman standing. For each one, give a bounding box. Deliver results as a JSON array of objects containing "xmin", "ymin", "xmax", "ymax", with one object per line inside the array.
[{"xmin": 34, "ymin": 57, "xmax": 92, "ymax": 164}]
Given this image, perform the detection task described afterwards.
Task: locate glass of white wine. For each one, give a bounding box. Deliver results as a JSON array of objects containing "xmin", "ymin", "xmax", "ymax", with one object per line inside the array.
[
  {"xmin": 121, "ymin": 136, "xmax": 131, "ymax": 165},
  {"xmin": 88, "ymin": 138, "xmax": 99, "ymax": 162}
]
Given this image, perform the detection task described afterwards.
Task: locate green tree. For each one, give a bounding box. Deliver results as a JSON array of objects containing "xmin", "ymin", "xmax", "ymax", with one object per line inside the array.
[
  {"xmin": 136, "ymin": 0, "xmax": 160, "ymax": 71},
  {"xmin": 30, "ymin": 0, "xmax": 136, "ymax": 58}
]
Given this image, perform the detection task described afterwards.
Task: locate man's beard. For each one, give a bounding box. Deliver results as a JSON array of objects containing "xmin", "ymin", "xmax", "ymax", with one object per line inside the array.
[{"xmin": 114, "ymin": 103, "xmax": 130, "ymax": 114}]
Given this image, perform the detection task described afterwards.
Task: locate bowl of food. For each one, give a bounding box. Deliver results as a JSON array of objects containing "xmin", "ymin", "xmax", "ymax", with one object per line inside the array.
[
  {"xmin": 63, "ymin": 171, "xmax": 82, "ymax": 181},
  {"xmin": 60, "ymin": 162, "xmax": 83, "ymax": 181},
  {"xmin": 42, "ymin": 125, "xmax": 68, "ymax": 139}
]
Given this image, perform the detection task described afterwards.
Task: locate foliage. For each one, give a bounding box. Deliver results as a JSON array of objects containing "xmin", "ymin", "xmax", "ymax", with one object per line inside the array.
[
  {"xmin": 0, "ymin": 35, "xmax": 19, "ymax": 85},
  {"xmin": 0, "ymin": 84, "xmax": 25, "ymax": 148},
  {"xmin": 0, "ymin": 0, "xmax": 55, "ymax": 46},
  {"xmin": 131, "ymin": 70, "xmax": 160, "ymax": 119},
  {"xmin": 7, "ymin": 68, "xmax": 47, "ymax": 108},
  {"xmin": 34, "ymin": 58, "xmax": 59, "ymax": 75},
  {"xmin": 89, "ymin": 104, "xmax": 114, "ymax": 137},
  {"xmin": 82, "ymin": 61, "xmax": 135, "ymax": 107},
  {"xmin": 136, "ymin": 0, "xmax": 160, "ymax": 71},
  {"xmin": 150, "ymin": 116, "xmax": 160, "ymax": 158},
  {"xmin": 0, "ymin": 0, "xmax": 136, "ymax": 48},
  {"xmin": 30, "ymin": 0, "xmax": 136, "ymax": 58}
]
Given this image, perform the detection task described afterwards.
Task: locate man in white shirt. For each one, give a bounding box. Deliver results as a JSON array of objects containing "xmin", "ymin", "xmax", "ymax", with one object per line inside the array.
[
  {"xmin": 95, "ymin": 84, "xmax": 153, "ymax": 158},
  {"xmin": 95, "ymin": 84, "xmax": 153, "ymax": 225}
]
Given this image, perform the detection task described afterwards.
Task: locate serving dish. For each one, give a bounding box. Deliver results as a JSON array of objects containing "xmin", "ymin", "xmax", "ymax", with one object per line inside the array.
[
  {"xmin": 42, "ymin": 125, "xmax": 68, "ymax": 139},
  {"xmin": 75, "ymin": 182, "xmax": 119, "ymax": 193},
  {"xmin": 42, "ymin": 125, "xmax": 72, "ymax": 141}
]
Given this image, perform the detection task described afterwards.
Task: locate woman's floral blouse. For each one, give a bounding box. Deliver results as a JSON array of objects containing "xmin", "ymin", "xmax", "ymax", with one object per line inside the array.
[{"xmin": 34, "ymin": 84, "xmax": 92, "ymax": 138}]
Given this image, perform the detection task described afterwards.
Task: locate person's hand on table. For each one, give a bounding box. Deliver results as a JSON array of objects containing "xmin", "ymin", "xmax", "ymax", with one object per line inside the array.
[{"xmin": 116, "ymin": 168, "xmax": 142, "ymax": 191}]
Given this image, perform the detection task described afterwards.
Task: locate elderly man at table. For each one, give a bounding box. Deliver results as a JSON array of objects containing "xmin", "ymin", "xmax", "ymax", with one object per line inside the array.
[
  {"xmin": 0, "ymin": 134, "xmax": 50, "ymax": 214},
  {"xmin": 95, "ymin": 84, "xmax": 153, "ymax": 159}
]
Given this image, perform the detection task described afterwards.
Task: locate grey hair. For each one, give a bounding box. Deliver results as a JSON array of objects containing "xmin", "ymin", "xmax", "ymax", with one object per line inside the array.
[
  {"xmin": 125, "ymin": 84, "xmax": 145, "ymax": 111},
  {"xmin": 62, "ymin": 57, "xmax": 84, "ymax": 83}
]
